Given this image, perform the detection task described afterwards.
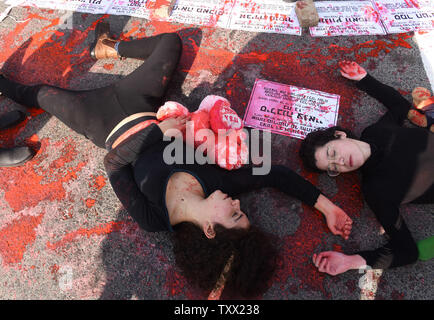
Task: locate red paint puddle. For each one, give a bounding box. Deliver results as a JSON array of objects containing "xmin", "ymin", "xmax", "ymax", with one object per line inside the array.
[{"xmin": 0, "ymin": 213, "xmax": 44, "ymax": 265}]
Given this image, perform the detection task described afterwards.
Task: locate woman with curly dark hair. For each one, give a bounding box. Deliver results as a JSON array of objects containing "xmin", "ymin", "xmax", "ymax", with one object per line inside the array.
[
  {"xmin": 299, "ymin": 61, "xmax": 434, "ymax": 276},
  {"xmin": 0, "ymin": 22, "xmax": 352, "ymax": 298}
]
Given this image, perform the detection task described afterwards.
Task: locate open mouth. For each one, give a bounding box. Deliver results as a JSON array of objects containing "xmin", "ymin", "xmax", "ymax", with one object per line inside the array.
[{"xmin": 349, "ymin": 155, "xmax": 353, "ymax": 167}]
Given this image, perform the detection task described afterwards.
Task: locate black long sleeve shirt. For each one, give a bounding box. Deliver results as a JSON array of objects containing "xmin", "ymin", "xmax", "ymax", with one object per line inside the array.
[
  {"xmin": 354, "ymin": 75, "xmax": 434, "ymax": 269},
  {"xmin": 104, "ymin": 123, "xmax": 322, "ymax": 232}
]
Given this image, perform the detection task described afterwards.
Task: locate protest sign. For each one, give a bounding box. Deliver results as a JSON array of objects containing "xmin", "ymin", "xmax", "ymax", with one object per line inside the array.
[
  {"xmin": 310, "ymin": 1, "xmax": 386, "ymax": 37},
  {"xmin": 228, "ymin": 0, "xmax": 301, "ymax": 35},
  {"xmin": 166, "ymin": 0, "xmax": 235, "ymax": 28},
  {"xmin": 108, "ymin": 0, "xmax": 151, "ymax": 19},
  {"xmin": 6, "ymin": 0, "xmax": 62, "ymax": 10},
  {"xmin": 6, "ymin": 0, "xmax": 113, "ymax": 14},
  {"xmin": 243, "ymin": 79, "xmax": 340, "ymax": 140},
  {"xmin": 374, "ymin": 0, "xmax": 434, "ymax": 33}
]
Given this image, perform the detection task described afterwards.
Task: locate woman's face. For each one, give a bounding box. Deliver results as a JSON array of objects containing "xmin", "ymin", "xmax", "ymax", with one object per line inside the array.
[
  {"xmin": 206, "ymin": 190, "xmax": 250, "ymax": 230},
  {"xmin": 314, "ymin": 133, "xmax": 366, "ymax": 174}
]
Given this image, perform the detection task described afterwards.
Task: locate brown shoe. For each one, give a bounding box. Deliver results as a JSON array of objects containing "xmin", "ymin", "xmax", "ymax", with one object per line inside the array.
[{"xmin": 90, "ymin": 22, "xmax": 123, "ymax": 60}]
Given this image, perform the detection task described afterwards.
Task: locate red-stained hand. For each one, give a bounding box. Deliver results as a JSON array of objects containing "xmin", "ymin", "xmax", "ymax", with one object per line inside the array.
[
  {"xmin": 312, "ymin": 251, "xmax": 352, "ymax": 276},
  {"xmin": 338, "ymin": 60, "xmax": 367, "ymax": 81},
  {"xmin": 325, "ymin": 206, "xmax": 353, "ymax": 240}
]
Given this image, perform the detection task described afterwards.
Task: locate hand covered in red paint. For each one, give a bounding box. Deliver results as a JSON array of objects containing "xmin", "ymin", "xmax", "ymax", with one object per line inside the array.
[
  {"xmin": 314, "ymin": 194, "xmax": 352, "ymax": 240},
  {"xmin": 338, "ymin": 60, "xmax": 367, "ymax": 81},
  {"xmin": 325, "ymin": 205, "xmax": 353, "ymax": 240},
  {"xmin": 313, "ymin": 251, "xmax": 366, "ymax": 276}
]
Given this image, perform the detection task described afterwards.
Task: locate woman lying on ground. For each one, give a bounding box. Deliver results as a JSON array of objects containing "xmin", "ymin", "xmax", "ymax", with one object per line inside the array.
[
  {"xmin": 299, "ymin": 61, "xmax": 434, "ymax": 276},
  {"xmin": 0, "ymin": 22, "xmax": 352, "ymax": 297}
]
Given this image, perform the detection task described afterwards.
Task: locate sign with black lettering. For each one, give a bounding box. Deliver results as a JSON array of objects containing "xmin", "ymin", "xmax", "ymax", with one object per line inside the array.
[
  {"xmin": 108, "ymin": 0, "xmax": 151, "ymax": 18},
  {"xmin": 7, "ymin": 0, "xmax": 113, "ymax": 14},
  {"xmin": 227, "ymin": 0, "xmax": 301, "ymax": 35},
  {"xmin": 374, "ymin": 0, "xmax": 434, "ymax": 33},
  {"xmin": 167, "ymin": 0, "xmax": 234, "ymax": 28},
  {"xmin": 243, "ymin": 79, "xmax": 340, "ymax": 140},
  {"xmin": 310, "ymin": 1, "xmax": 386, "ymax": 36}
]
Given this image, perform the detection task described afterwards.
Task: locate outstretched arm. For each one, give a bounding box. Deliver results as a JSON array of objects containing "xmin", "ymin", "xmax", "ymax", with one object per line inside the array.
[
  {"xmin": 339, "ymin": 60, "xmax": 412, "ymax": 125},
  {"xmin": 218, "ymin": 164, "xmax": 353, "ymax": 239},
  {"xmin": 313, "ymin": 194, "xmax": 419, "ymax": 276}
]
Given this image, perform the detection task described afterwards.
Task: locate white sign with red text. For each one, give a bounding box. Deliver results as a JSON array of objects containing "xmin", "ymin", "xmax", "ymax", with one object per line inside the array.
[
  {"xmin": 373, "ymin": 0, "xmax": 434, "ymax": 33},
  {"xmin": 310, "ymin": 1, "xmax": 386, "ymax": 37},
  {"xmin": 166, "ymin": 0, "xmax": 235, "ymax": 28},
  {"xmin": 227, "ymin": 0, "xmax": 301, "ymax": 35},
  {"xmin": 6, "ymin": 0, "xmax": 114, "ymax": 14}
]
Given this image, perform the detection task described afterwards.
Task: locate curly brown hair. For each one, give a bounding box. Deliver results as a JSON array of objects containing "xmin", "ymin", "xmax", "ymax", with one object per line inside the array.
[{"xmin": 172, "ymin": 222, "xmax": 279, "ymax": 298}]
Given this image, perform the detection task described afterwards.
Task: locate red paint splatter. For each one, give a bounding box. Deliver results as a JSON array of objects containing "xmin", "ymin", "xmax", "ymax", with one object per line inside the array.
[
  {"xmin": 50, "ymin": 264, "xmax": 60, "ymax": 275},
  {"xmin": 90, "ymin": 175, "xmax": 106, "ymax": 191},
  {"xmin": 46, "ymin": 221, "xmax": 129, "ymax": 250},
  {"xmin": 0, "ymin": 213, "xmax": 44, "ymax": 265},
  {"xmin": 164, "ymin": 268, "xmax": 205, "ymax": 299},
  {"xmin": 0, "ymin": 138, "xmax": 87, "ymax": 212},
  {"xmin": 103, "ymin": 63, "xmax": 114, "ymax": 71},
  {"xmin": 85, "ymin": 198, "xmax": 96, "ymax": 208}
]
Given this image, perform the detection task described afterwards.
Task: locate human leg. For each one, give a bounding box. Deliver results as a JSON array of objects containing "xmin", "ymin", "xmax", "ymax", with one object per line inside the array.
[
  {"xmin": 113, "ymin": 32, "xmax": 182, "ymax": 114},
  {"xmin": 0, "ymin": 74, "xmax": 125, "ymax": 148}
]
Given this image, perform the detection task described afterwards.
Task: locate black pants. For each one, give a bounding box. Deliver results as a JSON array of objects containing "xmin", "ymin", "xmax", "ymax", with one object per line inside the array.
[{"xmin": 0, "ymin": 33, "xmax": 182, "ymax": 148}]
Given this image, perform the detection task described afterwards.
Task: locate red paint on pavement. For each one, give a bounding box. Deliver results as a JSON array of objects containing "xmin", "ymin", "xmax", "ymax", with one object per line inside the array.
[
  {"xmin": 90, "ymin": 175, "xmax": 106, "ymax": 191},
  {"xmin": 0, "ymin": 138, "xmax": 87, "ymax": 212},
  {"xmin": 103, "ymin": 63, "xmax": 114, "ymax": 71},
  {"xmin": 85, "ymin": 198, "xmax": 96, "ymax": 208},
  {"xmin": 0, "ymin": 213, "xmax": 44, "ymax": 265},
  {"xmin": 46, "ymin": 221, "xmax": 129, "ymax": 250}
]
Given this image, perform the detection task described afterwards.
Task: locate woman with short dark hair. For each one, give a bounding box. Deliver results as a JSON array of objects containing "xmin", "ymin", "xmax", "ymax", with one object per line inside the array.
[{"xmin": 299, "ymin": 61, "xmax": 434, "ymax": 275}]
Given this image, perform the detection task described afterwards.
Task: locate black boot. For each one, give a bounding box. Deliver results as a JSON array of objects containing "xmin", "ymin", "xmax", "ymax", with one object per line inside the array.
[
  {"xmin": 0, "ymin": 110, "xmax": 34, "ymax": 167},
  {"xmin": 0, "ymin": 146, "xmax": 34, "ymax": 167},
  {"xmin": 0, "ymin": 110, "xmax": 26, "ymax": 130}
]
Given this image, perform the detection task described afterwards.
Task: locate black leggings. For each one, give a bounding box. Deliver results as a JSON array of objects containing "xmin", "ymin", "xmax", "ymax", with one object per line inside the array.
[{"xmin": 0, "ymin": 33, "xmax": 182, "ymax": 148}]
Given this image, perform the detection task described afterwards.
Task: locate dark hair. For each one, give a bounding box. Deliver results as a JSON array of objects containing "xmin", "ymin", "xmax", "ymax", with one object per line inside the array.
[
  {"xmin": 172, "ymin": 222, "xmax": 279, "ymax": 298},
  {"xmin": 299, "ymin": 126, "xmax": 357, "ymax": 172}
]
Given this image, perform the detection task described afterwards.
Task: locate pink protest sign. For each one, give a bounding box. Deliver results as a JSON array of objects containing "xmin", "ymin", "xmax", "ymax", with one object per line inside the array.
[{"xmin": 243, "ymin": 79, "xmax": 340, "ymax": 139}]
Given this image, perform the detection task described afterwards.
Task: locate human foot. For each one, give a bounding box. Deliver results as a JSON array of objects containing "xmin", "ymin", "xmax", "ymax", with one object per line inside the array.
[{"xmin": 90, "ymin": 22, "xmax": 122, "ymax": 60}]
